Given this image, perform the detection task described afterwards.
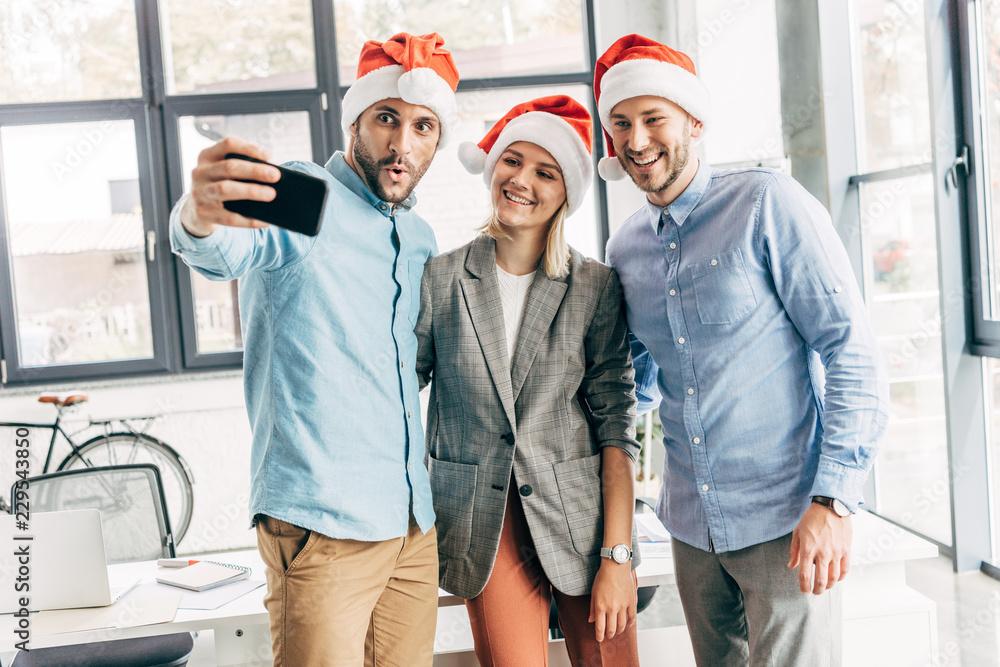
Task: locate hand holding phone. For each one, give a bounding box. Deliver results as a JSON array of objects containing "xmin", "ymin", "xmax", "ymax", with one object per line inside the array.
[{"xmin": 222, "ymin": 154, "xmax": 328, "ymax": 237}]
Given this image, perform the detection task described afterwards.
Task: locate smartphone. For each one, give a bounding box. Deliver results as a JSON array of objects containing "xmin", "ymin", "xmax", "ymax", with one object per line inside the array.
[{"xmin": 222, "ymin": 153, "xmax": 329, "ymax": 237}]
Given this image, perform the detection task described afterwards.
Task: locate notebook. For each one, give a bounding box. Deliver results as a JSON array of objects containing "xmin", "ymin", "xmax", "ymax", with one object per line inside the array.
[{"xmin": 155, "ymin": 561, "xmax": 251, "ymax": 592}]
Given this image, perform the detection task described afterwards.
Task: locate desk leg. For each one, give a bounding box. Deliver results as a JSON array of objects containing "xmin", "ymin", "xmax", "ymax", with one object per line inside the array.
[{"xmin": 214, "ymin": 623, "xmax": 272, "ymax": 666}]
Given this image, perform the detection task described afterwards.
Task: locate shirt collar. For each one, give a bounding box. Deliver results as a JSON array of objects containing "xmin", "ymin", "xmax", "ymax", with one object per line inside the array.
[
  {"xmin": 644, "ymin": 159, "xmax": 713, "ymax": 234},
  {"xmin": 325, "ymin": 151, "xmax": 417, "ymax": 217}
]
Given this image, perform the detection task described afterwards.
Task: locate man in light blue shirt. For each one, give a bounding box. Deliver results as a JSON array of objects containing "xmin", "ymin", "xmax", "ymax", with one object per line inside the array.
[
  {"xmin": 170, "ymin": 33, "xmax": 459, "ymax": 667},
  {"xmin": 595, "ymin": 35, "xmax": 888, "ymax": 665}
]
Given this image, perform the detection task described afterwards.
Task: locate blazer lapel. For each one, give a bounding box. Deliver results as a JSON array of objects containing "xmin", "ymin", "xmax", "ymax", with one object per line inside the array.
[
  {"xmin": 460, "ymin": 236, "xmax": 518, "ymax": 432},
  {"xmin": 510, "ymin": 269, "xmax": 568, "ymax": 404}
]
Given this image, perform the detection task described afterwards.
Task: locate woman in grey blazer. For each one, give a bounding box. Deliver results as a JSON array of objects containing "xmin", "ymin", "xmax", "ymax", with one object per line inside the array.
[{"xmin": 415, "ymin": 96, "xmax": 642, "ymax": 667}]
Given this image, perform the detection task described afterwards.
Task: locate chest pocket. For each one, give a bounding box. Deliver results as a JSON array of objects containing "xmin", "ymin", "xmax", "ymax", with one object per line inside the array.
[
  {"xmin": 407, "ymin": 259, "xmax": 425, "ymax": 326},
  {"xmin": 690, "ymin": 248, "xmax": 756, "ymax": 325}
]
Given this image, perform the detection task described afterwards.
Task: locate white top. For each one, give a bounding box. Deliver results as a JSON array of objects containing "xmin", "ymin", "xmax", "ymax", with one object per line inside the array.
[{"xmin": 496, "ymin": 263, "xmax": 536, "ymax": 364}]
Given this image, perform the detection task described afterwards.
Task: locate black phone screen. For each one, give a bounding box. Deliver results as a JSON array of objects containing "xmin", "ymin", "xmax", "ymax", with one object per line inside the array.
[{"xmin": 222, "ymin": 154, "xmax": 329, "ymax": 237}]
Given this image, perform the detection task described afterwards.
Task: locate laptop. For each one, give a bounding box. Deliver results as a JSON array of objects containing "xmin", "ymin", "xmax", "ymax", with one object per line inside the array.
[{"xmin": 0, "ymin": 509, "xmax": 140, "ymax": 613}]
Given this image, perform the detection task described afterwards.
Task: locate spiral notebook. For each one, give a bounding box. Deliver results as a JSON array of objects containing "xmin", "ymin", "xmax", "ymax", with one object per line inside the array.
[{"xmin": 155, "ymin": 561, "xmax": 251, "ymax": 592}]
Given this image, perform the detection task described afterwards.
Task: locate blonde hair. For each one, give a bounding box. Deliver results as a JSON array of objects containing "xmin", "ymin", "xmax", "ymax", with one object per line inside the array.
[{"xmin": 479, "ymin": 201, "xmax": 571, "ymax": 279}]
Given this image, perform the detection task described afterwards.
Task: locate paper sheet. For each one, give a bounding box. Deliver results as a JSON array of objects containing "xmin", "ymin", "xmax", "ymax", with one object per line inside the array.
[
  {"xmin": 178, "ymin": 579, "xmax": 265, "ymax": 610},
  {"xmin": 33, "ymin": 593, "xmax": 180, "ymax": 636},
  {"xmin": 635, "ymin": 513, "xmax": 672, "ymax": 542}
]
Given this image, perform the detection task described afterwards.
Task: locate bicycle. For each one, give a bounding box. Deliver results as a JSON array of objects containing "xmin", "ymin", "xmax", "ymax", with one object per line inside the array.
[{"xmin": 1, "ymin": 392, "xmax": 195, "ymax": 544}]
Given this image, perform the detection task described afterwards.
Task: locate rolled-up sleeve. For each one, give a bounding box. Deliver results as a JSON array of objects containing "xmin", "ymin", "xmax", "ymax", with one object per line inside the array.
[
  {"xmin": 581, "ymin": 269, "xmax": 642, "ymax": 462},
  {"xmin": 757, "ymin": 173, "xmax": 889, "ymax": 509}
]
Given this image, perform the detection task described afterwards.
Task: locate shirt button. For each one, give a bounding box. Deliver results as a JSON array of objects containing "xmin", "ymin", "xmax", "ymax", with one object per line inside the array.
[
  {"xmin": 400, "ymin": 361, "xmax": 404, "ymax": 368},
  {"xmin": 519, "ymin": 484, "xmax": 532, "ymax": 497},
  {"xmin": 834, "ymin": 285, "xmax": 843, "ymax": 293},
  {"xmin": 702, "ymin": 484, "xmax": 709, "ymax": 491},
  {"xmin": 710, "ymin": 259, "xmax": 718, "ymax": 266},
  {"xmin": 678, "ymin": 337, "xmax": 685, "ymax": 344},
  {"xmin": 669, "ymin": 242, "xmax": 677, "ymax": 249},
  {"xmin": 380, "ymin": 204, "xmax": 387, "ymax": 210},
  {"xmin": 669, "ymin": 289, "xmax": 676, "ymax": 296},
  {"xmin": 687, "ymin": 388, "xmax": 694, "ymax": 395},
  {"xmin": 407, "ymin": 411, "xmax": 411, "ymax": 418},
  {"xmin": 693, "ymin": 437, "xmax": 701, "ymax": 444}
]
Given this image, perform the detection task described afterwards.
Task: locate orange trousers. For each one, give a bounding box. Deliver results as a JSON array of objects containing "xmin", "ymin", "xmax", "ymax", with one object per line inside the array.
[{"xmin": 465, "ymin": 486, "xmax": 641, "ymax": 667}]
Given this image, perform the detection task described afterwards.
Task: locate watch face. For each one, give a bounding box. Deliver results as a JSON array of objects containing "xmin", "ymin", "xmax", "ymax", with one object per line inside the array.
[{"xmin": 611, "ymin": 544, "xmax": 630, "ymax": 564}]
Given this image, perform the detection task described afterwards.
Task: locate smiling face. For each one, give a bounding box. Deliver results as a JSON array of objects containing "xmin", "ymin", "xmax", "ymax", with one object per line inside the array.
[
  {"xmin": 609, "ymin": 95, "xmax": 703, "ymax": 207},
  {"xmin": 347, "ymin": 98, "xmax": 440, "ymax": 204},
  {"xmin": 490, "ymin": 141, "xmax": 567, "ymax": 235}
]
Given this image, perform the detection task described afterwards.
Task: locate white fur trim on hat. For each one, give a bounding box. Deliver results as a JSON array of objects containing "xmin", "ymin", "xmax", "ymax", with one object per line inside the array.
[
  {"xmin": 342, "ymin": 65, "xmax": 457, "ymax": 146},
  {"xmin": 479, "ymin": 111, "xmax": 593, "ymax": 215},
  {"xmin": 598, "ymin": 156, "xmax": 627, "ymax": 181},
  {"xmin": 458, "ymin": 141, "xmax": 488, "ymax": 174},
  {"xmin": 597, "ymin": 58, "xmax": 711, "ymax": 135}
]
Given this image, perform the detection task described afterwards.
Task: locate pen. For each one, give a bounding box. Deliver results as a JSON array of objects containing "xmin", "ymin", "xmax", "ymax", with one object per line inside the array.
[{"xmin": 157, "ymin": 558, "xmax": 200, "ymax": 568}]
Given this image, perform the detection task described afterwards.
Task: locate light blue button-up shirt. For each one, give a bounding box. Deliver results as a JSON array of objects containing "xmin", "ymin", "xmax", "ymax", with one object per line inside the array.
[
  {"xmin": 170, "ymin": 152, "xmax": 438, "ymax": 541},
  {"xmin": 606, "ymin": 160, "xmax": 888, "ymax": 554}
]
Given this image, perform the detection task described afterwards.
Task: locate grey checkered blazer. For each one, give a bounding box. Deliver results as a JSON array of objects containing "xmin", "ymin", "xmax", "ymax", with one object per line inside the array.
[{"xmin": 415, "ymin": 234, "xmax": 641, "ymax": 599}]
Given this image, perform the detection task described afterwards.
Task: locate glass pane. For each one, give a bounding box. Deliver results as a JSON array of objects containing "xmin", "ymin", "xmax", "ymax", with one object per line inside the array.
[
  {"xmin": 976, "ymin": 1, "xmax": 1000, "ymax": 319},
  {"xmin": 692, "ymin": 0, "xmax": 785, "ymax": 166},
  {"xmin": 862, "ymin": 174, "xmax": 951, "ymax": 544},
  {"xmin": 160, "ymin": 0, "xmax": 316, "ymax": 95},
  {"xmin": 853, "ymin": 0, "xmax": 932, "ymax": 171},
  {"xmin": 989, "ymin": 358, "xmax": 1000, "ymax": 560},
  {"xmin": 333, "ymin": 0, "xmax": 585, "ymax": 82},
  {"xmin": 0, "ymin": 0, "xmax": 141, "ymax": 104},
  {"xmin": 1, "ymin": 121, "xmax": 154, "ymax": 366},
  {"xmin": 178, "ymin": 111, "xmax": 313, "ymax": 354},
  {"xmin": 414, "ymin": 84, "xmax": 599, "ymax": 259}
]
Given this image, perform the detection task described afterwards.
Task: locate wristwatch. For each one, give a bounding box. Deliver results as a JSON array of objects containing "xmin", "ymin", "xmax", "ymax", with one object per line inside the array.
[
  {"xmin": 812, "ymin": 495, "xmax": 852, "ymax": 517},
  {"xmin": 600, "ymin": 544, "xmax": 632, "ymax": 564}
]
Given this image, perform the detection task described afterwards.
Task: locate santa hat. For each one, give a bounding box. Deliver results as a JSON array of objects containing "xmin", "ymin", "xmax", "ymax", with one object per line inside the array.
[
  {"xmin": 341, "ymin": 33, "xmax": 460, "ymax": 146},
  {"xmin": 594, "ymin": 34, "xmax": 711, "ymax": 181},
  {"xmin": 457, "ymin": 95, "xmax": 593, "ymax": 215}
]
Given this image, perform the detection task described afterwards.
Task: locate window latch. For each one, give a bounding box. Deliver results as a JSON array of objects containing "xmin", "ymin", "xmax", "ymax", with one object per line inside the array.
[
  {"xmin": 946, "ymin": 145, "xmax": 970, "ymax": 190},
  {"xmin": 146, "ymin": 230, "xmax": 156, "ymax": 262}
]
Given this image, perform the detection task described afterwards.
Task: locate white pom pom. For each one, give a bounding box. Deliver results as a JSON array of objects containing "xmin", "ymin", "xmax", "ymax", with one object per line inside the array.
[
  {"xmin": 398, "ymin": 68, "xmax": 437, "ymax": 106},
  {"xmin": 458, "ymin": 141, "xmax": 488, "ymax": 175},
  {"xmin": 598, "ymin": 156, "xmax": 627, "ymax": 181}
]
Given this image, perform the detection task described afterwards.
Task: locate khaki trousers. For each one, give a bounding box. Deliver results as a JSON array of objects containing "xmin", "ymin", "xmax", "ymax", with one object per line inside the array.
[{"xmin": 256, "ymin": 514, "xmax": 438, "ymax": 667}]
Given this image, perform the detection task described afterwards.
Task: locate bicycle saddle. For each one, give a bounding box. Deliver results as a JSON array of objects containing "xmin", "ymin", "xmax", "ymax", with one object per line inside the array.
[{"xmin": 38, "ymin": 393, "xmax": 88, "ymax": 407}]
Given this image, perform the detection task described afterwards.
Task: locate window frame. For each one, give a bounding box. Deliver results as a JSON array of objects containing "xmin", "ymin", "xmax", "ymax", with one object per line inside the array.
[{"xmin": 0, "ymin": 0, "xmax": 606, "ymax": 384}]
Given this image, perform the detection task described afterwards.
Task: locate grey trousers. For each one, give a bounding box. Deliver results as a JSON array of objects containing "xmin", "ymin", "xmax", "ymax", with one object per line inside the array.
[{"xmin": 671, "ymin": 533, "xmax": 842, "ymax": 667}]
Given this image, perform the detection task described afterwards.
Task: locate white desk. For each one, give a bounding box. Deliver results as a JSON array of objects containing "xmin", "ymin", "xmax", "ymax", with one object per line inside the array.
[{"xmin": 1, "ymin": 511, "xmax": 936, "ymax": 667}]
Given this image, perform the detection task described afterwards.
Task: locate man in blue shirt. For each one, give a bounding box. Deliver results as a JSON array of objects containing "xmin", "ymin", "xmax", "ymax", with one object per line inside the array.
[
  {"xmin": 169, "ymin": 33, "xmax": 459, "ymax": 667},
  {"xmin": 595, "ymin": 35, "xmax": 888, "ymax": 665}
]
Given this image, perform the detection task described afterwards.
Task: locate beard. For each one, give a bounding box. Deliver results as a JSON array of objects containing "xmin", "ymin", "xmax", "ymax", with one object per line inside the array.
[
  {"xmin": 352, "ymin": 131, "xmax": 432, "ymax": 204},
  {"xmin": 618, "ymin": 120, "xmax": 692, "ymax": 195}
]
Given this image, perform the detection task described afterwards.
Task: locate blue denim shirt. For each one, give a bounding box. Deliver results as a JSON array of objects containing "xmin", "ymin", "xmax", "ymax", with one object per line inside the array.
[
  {"xmin": 170, "ymin": 152, "xmax": 438, "ymax": 541},
  {"xmin": 606, "ymin": 160, "xmax": 888, "ymax": 553}
]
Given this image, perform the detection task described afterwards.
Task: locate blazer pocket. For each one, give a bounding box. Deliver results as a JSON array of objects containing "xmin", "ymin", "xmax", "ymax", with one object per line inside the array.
[
  {"xmin": 428, "ymin": 455, "xmax": 477, "ymax": 558},
  {"xmin": 690, "ymin": 247, "xmax": 757, "ymax": 325},
  {"xmin": 553, "ymin": 453, "xmax": 603, "ymax": 557}
]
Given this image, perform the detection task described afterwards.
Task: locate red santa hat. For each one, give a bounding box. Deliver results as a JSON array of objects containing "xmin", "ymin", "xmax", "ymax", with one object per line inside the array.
[
  {"xmin": 594, "ymin": 34, "xmax": 711, "ymax": 181},
  {"xmin": 457, "ymin": 95, "xmax": 593, "ymax": 215},
  {"xmin": 341, "ymin": 33, "xmax": 460, "ymax": 146}
]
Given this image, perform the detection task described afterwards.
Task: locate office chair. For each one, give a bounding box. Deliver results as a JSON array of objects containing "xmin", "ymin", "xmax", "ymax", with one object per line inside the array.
[
  {"xmin": 548, "ymin": 496, "xmax": 661, "ymax": 639},
  {"xmin": 10, "ymin": 464, "xmax": 194, "ymax": 667}
]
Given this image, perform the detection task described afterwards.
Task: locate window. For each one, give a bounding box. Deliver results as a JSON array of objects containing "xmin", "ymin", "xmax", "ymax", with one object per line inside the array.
[{"xmin": 0, "ymin": 1, "xmax": 606, "ymax": 383}]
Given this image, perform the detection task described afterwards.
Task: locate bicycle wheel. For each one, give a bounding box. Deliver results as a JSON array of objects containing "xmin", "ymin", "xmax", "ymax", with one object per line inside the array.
[{"xmin": 57, "ymin": 433, "xmax": 195, "ymax": 545}]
